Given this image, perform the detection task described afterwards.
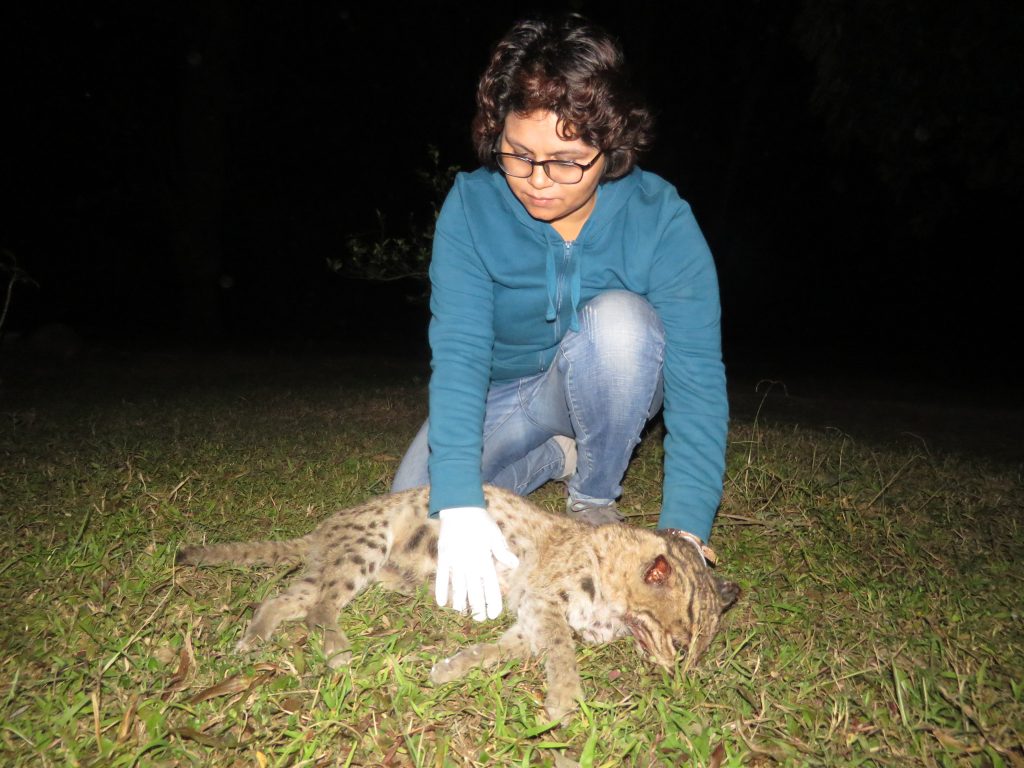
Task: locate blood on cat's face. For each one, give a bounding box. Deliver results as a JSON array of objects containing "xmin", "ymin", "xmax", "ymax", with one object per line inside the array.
[{"xmin": 619, "ymin": 544, "xmax": 740, "ymax": 669}]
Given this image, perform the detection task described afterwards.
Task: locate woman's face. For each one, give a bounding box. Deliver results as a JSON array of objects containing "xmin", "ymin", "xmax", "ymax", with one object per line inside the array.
[{"xmin": 499, "ymin": 111, "xmax": 606, "ymax": 239}]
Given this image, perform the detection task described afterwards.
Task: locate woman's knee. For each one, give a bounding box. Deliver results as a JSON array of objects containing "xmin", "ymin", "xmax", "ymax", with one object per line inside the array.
[
  {"xmin": 576, "ymin": 291, "xmax": 664, "ymax": 362},
  {"xmin": 391, "ymin": 420, "xmax": 430, "ymax": 491}
]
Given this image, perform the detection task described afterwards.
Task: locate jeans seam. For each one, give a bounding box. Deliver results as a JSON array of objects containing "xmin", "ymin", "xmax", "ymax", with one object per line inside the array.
[
  {"xmin": 481, "ymin": 379, "xmax": 530, "ymax": 443},
  {"xmin": 559, "ymin": 344, "xmax": 592, "ymax": 493},
  {"xmin": 514, "ymin": 451, "xmax": 563, "ymax": 496},
  {"xmin": 517, "ymin": 365, "xmax": 568, "ymax": 436}
]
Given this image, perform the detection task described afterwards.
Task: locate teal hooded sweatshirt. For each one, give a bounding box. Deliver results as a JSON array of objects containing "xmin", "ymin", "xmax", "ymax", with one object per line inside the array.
[{"xmin": 426, "ymin": 165, "xmax": 727, "ymax": 541}]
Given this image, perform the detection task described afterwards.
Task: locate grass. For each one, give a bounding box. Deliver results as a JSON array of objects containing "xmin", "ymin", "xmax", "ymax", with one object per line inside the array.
[{"xmin": 0, "ymin": 348, "xmax": 1021, "ymax": 767}]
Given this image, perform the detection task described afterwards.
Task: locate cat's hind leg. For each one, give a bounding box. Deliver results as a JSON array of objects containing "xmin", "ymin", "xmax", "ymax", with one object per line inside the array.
[
  {"xmin": 305, "ymin": 558, "xmax": 385, "ymax": 668},
  {"xmin": 306, "ymin": 574, "xmax": 374, "ymax": 668},
  {"xmin": 305, "ymin": 599, "xmax": 353, "ymax": 668},
  {"xmin": 236, "ymin": 572, "xmax": 321, "ymax": 652},
  {"xmin": 430, "ymin": 624, "xmax": 529, "ymax": 683}
]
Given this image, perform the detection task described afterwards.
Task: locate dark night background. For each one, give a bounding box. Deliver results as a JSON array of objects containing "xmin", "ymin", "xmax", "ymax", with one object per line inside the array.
[{"xmin": 2, "ymin": 1, "xmax": 1022, "ymax": 402}]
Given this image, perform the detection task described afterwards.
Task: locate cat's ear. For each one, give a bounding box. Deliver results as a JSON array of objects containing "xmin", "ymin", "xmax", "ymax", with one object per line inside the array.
[
  {"xmin": 715, "ymin": 578, "xmax": 741, "ymax": 612},
  {"xmin": 644, "ymin": 555, "xmax": 673, "ymax": 584}
]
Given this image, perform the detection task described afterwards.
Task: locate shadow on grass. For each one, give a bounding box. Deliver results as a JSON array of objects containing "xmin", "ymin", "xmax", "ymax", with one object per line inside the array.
[{"xmin": 5, "ymin": 340, "xmax": 1020, "ymax": 469}]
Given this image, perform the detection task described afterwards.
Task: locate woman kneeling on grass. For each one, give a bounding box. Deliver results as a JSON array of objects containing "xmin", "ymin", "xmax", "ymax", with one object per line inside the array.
[{"xmin": 392, "ymin": 13, "xmax": 727, "ymax": 622}]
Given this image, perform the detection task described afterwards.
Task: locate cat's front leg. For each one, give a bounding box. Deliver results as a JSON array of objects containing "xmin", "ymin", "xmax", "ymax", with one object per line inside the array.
[
  {"xmin": 430, "ymin": 624, "xmax": 528, "ymax": 684},
  {"xmin": 533, "ymin": 607, "xmax": 584, "ymax": 721}
]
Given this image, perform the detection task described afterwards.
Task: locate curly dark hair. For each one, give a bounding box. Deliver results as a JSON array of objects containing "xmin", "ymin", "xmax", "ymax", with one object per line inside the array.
[{"xmin": 472, "ymin": 14, "xmax": 654, "ymax": 180}]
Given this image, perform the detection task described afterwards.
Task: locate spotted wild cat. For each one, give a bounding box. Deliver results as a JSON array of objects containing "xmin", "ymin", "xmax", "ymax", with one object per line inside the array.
[{"xmin": 176, "ymin": 485, "xmax": 739, "ymax": 719}]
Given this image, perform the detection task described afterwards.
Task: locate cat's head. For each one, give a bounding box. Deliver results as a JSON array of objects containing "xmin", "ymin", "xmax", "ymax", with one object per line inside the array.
[{"xmin": 623, "ymin": 533, "xmax": 740, "ymax": 669}]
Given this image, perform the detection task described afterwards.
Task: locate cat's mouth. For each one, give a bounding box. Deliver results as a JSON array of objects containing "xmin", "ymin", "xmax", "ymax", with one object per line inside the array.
[{"xmin": 623, "ymin": 611, "xmax": 678, "ymax": 668}]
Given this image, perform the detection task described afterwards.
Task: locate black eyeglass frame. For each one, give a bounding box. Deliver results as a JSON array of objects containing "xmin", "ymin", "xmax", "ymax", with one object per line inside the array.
[{"xmin": 491, "ymin": 149, "xmax": 604, "ymax": 184}]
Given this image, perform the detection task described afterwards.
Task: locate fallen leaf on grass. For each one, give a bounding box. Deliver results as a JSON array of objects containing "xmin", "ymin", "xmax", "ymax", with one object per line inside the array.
[
  {"xmin": 279, "ymin": 695, "xmax": 304, "ymax": 714},
  {"xmin": 116, "ymin": 694, "xmax": 139, "ymax": 742},
  {"xmin": 187, "ymin": 673, "xmax": 252, "ymax": 704},
  {"xmin": 928, "ymin": 727, "xmax": 978, "ymax": 753},
  {"xmin": 161, "ymin": 633, "xmax": 196, "ymax": 700},
  {"xmin": 709, "ymin": 742, "xmax": 727, "ymax": 768},
  {"xmin": 169, "ymin": 727, "xmax": 239, "ymax": 749},
  {"xmin": 187, "ymin": 665, "xmax": 279, "ymax": 704}
]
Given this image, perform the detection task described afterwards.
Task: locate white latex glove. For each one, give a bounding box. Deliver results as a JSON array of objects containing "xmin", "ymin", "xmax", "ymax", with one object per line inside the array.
[{"xmin": 435, "ymin": 506, "xmax": 520, "ymax": 621}]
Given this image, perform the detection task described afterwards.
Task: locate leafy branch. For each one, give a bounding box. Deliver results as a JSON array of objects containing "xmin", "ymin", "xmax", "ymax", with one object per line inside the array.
[
  {"xmin": 0, "ymin": 249, "xmax": 37, "ymax": 339},
  {"xmin": 327, "ymin": 146, "xmax": 459, "ymax": 289}
]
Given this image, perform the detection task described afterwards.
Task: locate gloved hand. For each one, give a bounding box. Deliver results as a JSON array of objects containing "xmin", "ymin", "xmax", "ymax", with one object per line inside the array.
[{"xmin": 435, "ymin": 506, "xmax": 520, "ymax": 621}]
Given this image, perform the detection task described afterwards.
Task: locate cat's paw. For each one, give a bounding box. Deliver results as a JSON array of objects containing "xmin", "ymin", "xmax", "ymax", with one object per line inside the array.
[
  {"xmin": 543, "ymin": 681, "xmax": 583, "ymax": 721},
  {"xmin": 429, "ymin": 655, "xmax": 465, "ymax": 684},
  {"xmin": 235, "ymin": 624, "xmax": 269, "ymax": 654},
  {"xmin": 322, "ymin": 630, "xmax": 352, "ymax": 669},
  {"xmin": 237, "ymin": 614, "xmax": 276, "ymax": 653},
  {"xmin": 326, "ymin": 650, "xmax": 353, "ymax": 669},
  {"xmin": 430, "ymin": 644, "xmax": 497, "ymax": 684}
]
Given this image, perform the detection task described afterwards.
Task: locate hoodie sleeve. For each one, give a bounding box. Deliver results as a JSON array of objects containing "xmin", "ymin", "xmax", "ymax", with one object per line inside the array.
[
  {"xmin": 425, "ymin": 175, "xmax": 494, "ymax": 514},
  {"xmin": 646, "ymin": 196, "xmax": 728, "ymax": 542}
]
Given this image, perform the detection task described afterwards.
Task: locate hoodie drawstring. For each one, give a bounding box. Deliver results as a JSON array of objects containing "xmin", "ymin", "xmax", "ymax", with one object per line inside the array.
[
  {"xmin": 569, "ymin": 251, "xmax": 581, "ymax": 332},
  {"xmin": 544, "ymin": 247, "xmax": 557, "ymax": 323},
  {"xmin": 546, "ymin": 240, "xmax": 582, "ymax": 332}
]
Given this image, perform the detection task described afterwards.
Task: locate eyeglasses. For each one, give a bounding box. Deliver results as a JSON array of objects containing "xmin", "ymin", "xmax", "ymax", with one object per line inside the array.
[{"xmin": 492, "ymin": 149, "xmax": 603, "ymax": 185}]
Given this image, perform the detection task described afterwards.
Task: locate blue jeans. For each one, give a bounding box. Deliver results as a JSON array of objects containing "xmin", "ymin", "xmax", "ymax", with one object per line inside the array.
[{"xmin": 392, "ymin": 291, "xmax": 665, "ymax": 506}]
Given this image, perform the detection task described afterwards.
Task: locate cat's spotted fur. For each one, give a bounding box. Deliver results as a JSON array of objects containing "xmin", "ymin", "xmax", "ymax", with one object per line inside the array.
[{"xmin": 176, "ymin": 485, "xmax": 739, "ymax": 719}]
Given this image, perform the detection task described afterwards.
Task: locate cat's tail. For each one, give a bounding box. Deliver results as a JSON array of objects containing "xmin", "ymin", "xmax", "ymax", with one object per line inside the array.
[{"xmin": 175, "ymin": 535, "xmax": 312, "ymax": 567}]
